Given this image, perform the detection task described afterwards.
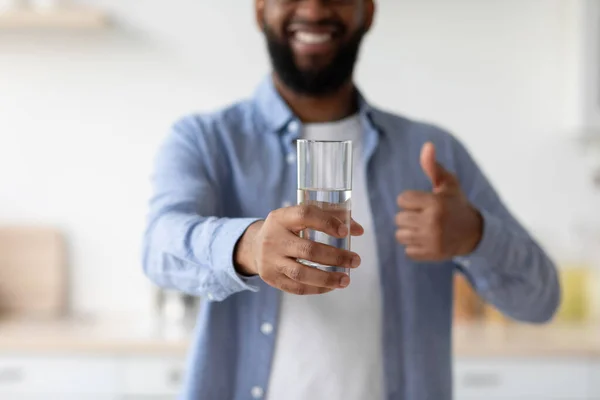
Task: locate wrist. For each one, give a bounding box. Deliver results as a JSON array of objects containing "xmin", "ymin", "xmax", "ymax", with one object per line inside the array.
[
  {"xmin": 457, "ymin": 207, "xmax": 483, "ymax": 256},
  {"xmin": 234, "ymin": 220, "xmax": 263, "ymax": 276}
]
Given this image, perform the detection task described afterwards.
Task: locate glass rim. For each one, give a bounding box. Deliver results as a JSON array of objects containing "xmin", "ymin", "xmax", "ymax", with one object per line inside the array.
[{"xmin": 296, "ymin": 139, "xmax": 352, "ymax": 144}]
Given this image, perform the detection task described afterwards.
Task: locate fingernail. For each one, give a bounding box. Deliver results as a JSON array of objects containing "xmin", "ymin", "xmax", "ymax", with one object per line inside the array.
[
  {"xmin": 351, "ymin": 255, "xmax": 361, "ymax": 268},
  {"xmin": 338, "ymin": 225, "xmax": 348, "ymax": 236},
  {"xmin": 339, "ymin": 275, "xmax": 350, "ymax": 288}
]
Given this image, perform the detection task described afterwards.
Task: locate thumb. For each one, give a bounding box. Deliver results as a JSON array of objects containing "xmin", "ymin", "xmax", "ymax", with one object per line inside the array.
[{"xmin": 420, "ymin": 142, "xmax": 458, "ymax": 191}]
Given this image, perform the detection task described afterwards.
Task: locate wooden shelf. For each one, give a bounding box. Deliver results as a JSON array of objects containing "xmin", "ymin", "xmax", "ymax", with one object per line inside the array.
[{"xmin": 0, "ymin": 7, "xmax": 109, "ymax": 29}]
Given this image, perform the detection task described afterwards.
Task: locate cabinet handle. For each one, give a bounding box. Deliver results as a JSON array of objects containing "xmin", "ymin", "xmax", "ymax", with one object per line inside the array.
[
  {"xmin": 462, "ymin": 372, "xmax": 501, "ymax": 388},
  {"xmin": 0, "ymin": 367, "xmax": 24, "ymax": 384}
]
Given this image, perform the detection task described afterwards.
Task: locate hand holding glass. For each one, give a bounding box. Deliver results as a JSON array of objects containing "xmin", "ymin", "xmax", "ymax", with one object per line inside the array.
[{"xmin": 297, "ymin": 140, "xmax": 353, "ymax": 274}]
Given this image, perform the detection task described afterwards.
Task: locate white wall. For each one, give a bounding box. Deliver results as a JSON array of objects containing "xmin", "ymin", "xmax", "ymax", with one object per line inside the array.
[{"xmin": 0, "ymin": 0, "xmax": 597, "ymax": 316}]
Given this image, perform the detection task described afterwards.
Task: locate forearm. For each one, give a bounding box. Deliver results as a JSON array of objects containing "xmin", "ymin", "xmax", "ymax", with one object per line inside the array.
[
  {"xmin": 143, "ymin": 210, "xmax": 261, "ymax": 301},
  {"xmin": 454, "ymin": 210, "xmax": 560, "ymax": 323}
]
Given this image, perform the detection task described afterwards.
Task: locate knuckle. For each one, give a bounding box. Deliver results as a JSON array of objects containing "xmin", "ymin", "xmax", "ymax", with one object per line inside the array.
[
  {"xmin": 297, "ymin": 204, "xmax": 312, "ymax": 219},
  {"xmin": 287, "ymin": 266, "xmax": 303, "ymax": 281},
  {"xmin": 324, "ymin": 214, "xmax": 337, "ymax": 228},
  {"xmin": 265, "ymin": 263, "xmax": 281, "ymax": 277},
  {"xmin": 276, "ymin": 277, "xmax": 293, "ymax": 292},
  {"xmin": 266, "ymin": 210, "xmax": 278, "ymax": 221},
  {"xmin": 406, "ymin": 248, "xmax": 422, "ymax": 261},
  {"xmin": 334, "ymin": 251, "xmax": 347, "ymax": 267},
  {"xmin": 262, "ymin": 232, "xmax": 275, "ymax": 246},
  {"xmin": 326, "ymin": 218, "xmax": 341, "ymax": 234},
  {"xmin": 299, "ymin": 242, "xmax": 316, "ymax": 259},
  {"xmin": 270, "ymin": 276, "xmax": 284, "ymax": 288},
  {"xmin": 395, "ymin": 213, "xmax": 402, "ymax": 226},
  {"xmin": 280, "ymin": 238, "xmax": 295, "ymax": 250},
  {"xmin": 396, "ymin": 230, "xmax": 407, "ymax": 244},
  {"xmin": 272, "ymin": 263, "xmax": 285, "ymax": 274},
  {"xmin": 395, "ymin": 230, "xmax": 402, "ymax": 242},
  {"xmin": 292, "ymin": 284, "xmax": 307, "ymax": 296}
]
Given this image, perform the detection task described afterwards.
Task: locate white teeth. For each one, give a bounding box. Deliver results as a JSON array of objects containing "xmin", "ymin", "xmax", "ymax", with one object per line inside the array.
[{"xmin": 295, "ymin": 31, "xmax": 331, "ymax": 45}]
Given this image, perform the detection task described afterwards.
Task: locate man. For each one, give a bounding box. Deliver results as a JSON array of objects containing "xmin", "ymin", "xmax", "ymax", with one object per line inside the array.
[{"xmin": 143, "ymin": 0, "xmax": 560, "ymax": 399}]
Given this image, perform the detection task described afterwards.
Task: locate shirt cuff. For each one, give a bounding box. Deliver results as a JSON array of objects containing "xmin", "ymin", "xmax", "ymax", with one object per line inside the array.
[
  {"xmin": 453, "ymin": 209, "xmax": 505, "ymax": 281},
  {"xmin": 209, "ymin": 217, "xmax": 262, "ymax": 300}
]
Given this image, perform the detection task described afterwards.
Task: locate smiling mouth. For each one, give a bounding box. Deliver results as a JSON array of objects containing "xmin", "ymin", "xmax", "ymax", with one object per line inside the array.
[
  {"xmin": 287, "ymin": 23, "xmax": 341, "ymax": 47},
  {"xmin": 294, "ymin": 31, "xmax": 333, "ymax": 45}
]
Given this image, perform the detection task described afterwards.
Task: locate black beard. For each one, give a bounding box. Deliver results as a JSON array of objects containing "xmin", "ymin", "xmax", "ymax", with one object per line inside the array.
[{"xmin": 264, "ymin": 25, "xmax": 365, "ymax": 96}]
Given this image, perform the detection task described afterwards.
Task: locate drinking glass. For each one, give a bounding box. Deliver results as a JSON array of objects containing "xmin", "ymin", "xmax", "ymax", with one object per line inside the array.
[{"xmin": 296, "ymin": 140, "xmax": 352, "ymax": 274}]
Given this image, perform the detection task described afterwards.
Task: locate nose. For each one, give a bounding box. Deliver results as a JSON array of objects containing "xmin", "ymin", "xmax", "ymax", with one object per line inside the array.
[{"xmin": 295, "ymin": 0, "xmax": 334, "ymax": 22}]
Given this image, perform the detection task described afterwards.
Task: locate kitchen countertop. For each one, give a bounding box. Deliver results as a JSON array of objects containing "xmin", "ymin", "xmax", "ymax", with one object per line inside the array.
[
  {"xmin": 453, "ymin": 321, "xmax": 600, "ymax": 357},
  {"xmin": 0, "ymin": 315, "xmax": 599, "ymax": 357},
  {"xmin": 0, "ymin": 315, "xmax": 190, "ymax": 355}
]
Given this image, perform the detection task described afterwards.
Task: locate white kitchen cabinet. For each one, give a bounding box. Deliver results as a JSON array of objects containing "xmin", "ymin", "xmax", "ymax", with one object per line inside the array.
[
  {"xmin": 121, "ymin": 356, "xmax": 186, "ymax": 397},
  {"xmin": 121, "ymin": 397, "xmax": 175, "ymax": 400},
  {"xmin": 0, "ymin": 356, "xmax": 120, "ymax": 397},
  {"xmin": 581, "ymin": 0, "xmax": 600, "ymax": 129},
  {"xmin": 454, "ymin": 358, "xmax": 592, "ymax": 400},
  {"xmin": 5, "ymin": 397, "xmax": 117, "ymax": 400},
  {"xmin": 0, "ymin": 353, "xmax": 188, "ymax": 399},
  {"xmin": 591, "ymin": 361, "xmax": 600, "ymax": 399}
]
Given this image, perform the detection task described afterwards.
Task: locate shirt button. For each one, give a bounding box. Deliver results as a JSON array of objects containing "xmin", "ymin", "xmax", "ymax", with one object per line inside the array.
[
  {"xmin": 455, "ymin": 257, "xmax": 471, "ymax": 268},
  {"xmin": 281, "ymin": 201, "xmax": 292, "ymax": 208},
  {"xmin": 260, "ymin": 322, "xmax": 273, "ymax": 335},
  {"xmin": 207, "ymin": 293, "xmax": 214, "ymax": 301},
  {"xmin": 286, "ymin": 153, "xmax": 296, "ymax": 164},
  {"xmin": 287, "ymin": 121, "xmax": 299, "ymax": 133},
  {"xmin": 251, "ymin": 386, "xmax": 264, "ymax": 399}
]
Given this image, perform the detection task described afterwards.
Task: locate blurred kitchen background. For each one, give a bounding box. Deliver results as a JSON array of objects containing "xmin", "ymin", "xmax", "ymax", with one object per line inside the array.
[{"xmin": 1, "ymin": 0, "xmax": 600, "ymax": 399}]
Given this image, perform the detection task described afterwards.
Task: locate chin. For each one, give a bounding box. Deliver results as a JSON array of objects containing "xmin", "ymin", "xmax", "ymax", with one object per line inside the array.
[{"xmin": 294, "ymin": 56, "xmax": 336, "ymax": 73}]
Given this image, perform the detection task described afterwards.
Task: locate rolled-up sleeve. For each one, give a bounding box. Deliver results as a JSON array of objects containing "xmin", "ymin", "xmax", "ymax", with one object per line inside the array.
[
  {"xmin": 450, "ymin": 136, "xmax": 561, "ymax": 324},
  {"xmin": 142, "ymin": 117, "xmax": 260, "ymax": 302}
]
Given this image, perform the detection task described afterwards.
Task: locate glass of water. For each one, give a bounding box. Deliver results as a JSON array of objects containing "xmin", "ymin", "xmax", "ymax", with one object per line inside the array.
[{"xmin": 296, "ymin": 140, "xmax": 352, "ymax": 274}]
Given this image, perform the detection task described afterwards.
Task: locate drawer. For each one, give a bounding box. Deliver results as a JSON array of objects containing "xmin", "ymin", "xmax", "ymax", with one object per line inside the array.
[
  {"xmin": 0, "ymin": 397, "xmax": 117, "ymax": 400},
  {"xmin": 122, "ymin": 356, "xmax": 186, "ymax": 395},
  {"xmin": 122, "ymin": 397, "xmax": 174, "ymax": 400},
  {"xmin": 454, "ymin": 359, "xmax": 591, "ymax": 399},
  {"xmin": 0, "ymin": 356, "xmax": 120, "ymax": 395}
]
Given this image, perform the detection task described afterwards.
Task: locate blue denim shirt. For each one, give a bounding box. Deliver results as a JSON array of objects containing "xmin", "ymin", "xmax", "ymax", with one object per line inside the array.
[{"xmin": 143, "ymin": 76, "xmax": 560, "ymax": 400}]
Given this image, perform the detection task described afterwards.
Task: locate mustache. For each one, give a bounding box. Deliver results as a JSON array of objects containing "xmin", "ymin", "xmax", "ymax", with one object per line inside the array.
[{"xmin": 286, "ymin": 18, "xmax": 346, "ymax": 32}]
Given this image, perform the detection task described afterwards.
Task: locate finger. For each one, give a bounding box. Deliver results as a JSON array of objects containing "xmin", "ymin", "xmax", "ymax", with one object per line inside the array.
[
  {"xmin": 275, "ymin": 275, "xmax": 335, "ymax": 296},
  {"xmin": 323, "ymin": 209, "xmax": 363, "ymax": 236},
  {"xmin": 420, "ymin": 142, "xmax": 440, "ymax": 188},
  {"xmin": 405, "ymin": 246, "xmax": 430, "ymax": 261},
  {"xmin": 288, "ymin": 235, "xmax": 361, "ymax": 269},
  {"xmin": 278, "ymin": 260, "xmax": 351, "ymax": 289},
  {"xmin": 395, "ymin": 211, "xmax": 422, "ymax": 229},
  {"xmin": 283, "ymin": 205, "xmax": 349, "ymax": 238},
  {"xmin": 395, "ymin": 229, "xmax": 422, "ymax": 246},
  {"xmin": 350, "ymin": 218, "xmax": 364, "ymax": 236},
  {"xmin": 420, "ymin": 142, "xmax": 459, "ymax": 192},
  {"xmin": 397, "ymin": 191, "xmax": 436, "ymax": 211}
]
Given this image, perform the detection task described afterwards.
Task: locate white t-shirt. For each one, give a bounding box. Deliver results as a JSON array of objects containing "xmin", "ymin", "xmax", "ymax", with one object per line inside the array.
[{"xmin": 267, "ymin": 115, "xmax": 384, "ymax": 400}]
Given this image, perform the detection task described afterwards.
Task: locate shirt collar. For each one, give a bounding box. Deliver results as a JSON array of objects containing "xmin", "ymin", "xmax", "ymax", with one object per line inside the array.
[{"xmin": 252, "ymin": 74, "xmax": 380, "ymax": 136}]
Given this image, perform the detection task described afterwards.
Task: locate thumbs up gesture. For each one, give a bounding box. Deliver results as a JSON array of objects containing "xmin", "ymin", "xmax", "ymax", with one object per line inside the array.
[{"xmin": 395, "ymin": 142, "xmax": 483, "ymax": 261}]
